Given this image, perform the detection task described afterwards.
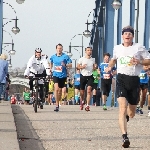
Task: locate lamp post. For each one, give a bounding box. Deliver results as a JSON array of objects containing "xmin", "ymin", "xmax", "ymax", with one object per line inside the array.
[
  {"xmin": 0, "ymin": 0, "xmax": 24, "ymax": 55},
  {"xmin": 111, "ymin": 0, "xmax": 122, "ymax": 10},
  {"xmin": 111, "ymin": 0, "xmax": 122, "ymax": 107},
  {"xmin": 16, "ymin": 0, "xmax": 26, "ymax": 4},
  {"xmin": 69, "ymin": 34, "xmax": 84, "ymax": 57},
  {"xmin": 3, "ymin": 2, "xmax": 20, "ymax": 34},
  {"xmin": 7, "ymin": 54, "xmax": 12, "ymax": 68},
  {"xmin": 135, "ymin": 0, "xmax": 139, "ymax": 43},
  {"xmin": 3, "ymin": 30, "xmax": 16, "ymax": 55}
]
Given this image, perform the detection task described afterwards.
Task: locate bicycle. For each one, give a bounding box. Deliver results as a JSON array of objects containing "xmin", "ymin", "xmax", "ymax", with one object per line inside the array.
[{"xmin": 30, "ymin": 74, "xmax": 46, "ymax": 113}]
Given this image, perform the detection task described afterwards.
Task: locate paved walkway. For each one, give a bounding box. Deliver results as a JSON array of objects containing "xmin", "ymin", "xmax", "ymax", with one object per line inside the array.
[
  {"xmin": 0, "ymin": 101, "xmax": 19, "ymax": 150},
  {"xmin": 19, "ymin": 105, "xmax": 150, "ymax": 150},
  {"xmin": 1, "ymin": 102, "xmax": 150, "ymax": 150}
]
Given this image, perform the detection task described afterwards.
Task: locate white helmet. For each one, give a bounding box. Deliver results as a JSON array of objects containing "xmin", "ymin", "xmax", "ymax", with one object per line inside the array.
[{"xmin": 35, "ymin": 48, "xmax": 42, "ymax": 53}]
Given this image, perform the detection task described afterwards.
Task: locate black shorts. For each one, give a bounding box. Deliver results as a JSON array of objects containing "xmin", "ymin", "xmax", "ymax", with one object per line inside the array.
[
  {"xmin": 101, "ymin": 78, "xmax": 112, "ymax": 97},
  {"xmin": 53, "ymin": 76, "xmax": 66, "ymax": 88},
  {"xmin": 74, "ymin": 85, "xmax": 80, "ymax": 90},
  {"xmin": 140, "ymin": 83, "xmax": 148, "ymax": 90},
  {"xmin": 25, "ymin": 100, "xmax": 29, "ymax": 103},
  {"xmin": 48, "ymin": 92, "xmax": 53, "ymax": 95},
  {"xmin": 80, "ymin": 74, "xmax": 94, "ymax": 90},
  {"xmin": 93, "ymin": 83, "xmax": 98, "ymax": 90},
  {"xmin": 116, "ymin": 73, "xmax": 140, "ymax": 105}
]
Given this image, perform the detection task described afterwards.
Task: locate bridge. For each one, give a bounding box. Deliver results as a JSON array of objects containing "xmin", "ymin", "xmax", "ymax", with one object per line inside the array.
[{"xmin": 10, "ymin": 77, "xmax": 29, "ymax": 88}]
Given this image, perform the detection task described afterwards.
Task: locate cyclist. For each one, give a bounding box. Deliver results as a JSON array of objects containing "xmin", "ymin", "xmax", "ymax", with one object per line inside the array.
[
  {"xmin": 24, "ymin": 48, "xmax": 51, "ymax": 109},
  {"xmin": 50, "ymin": 43, "xmax": 72, "ymax": 112}
]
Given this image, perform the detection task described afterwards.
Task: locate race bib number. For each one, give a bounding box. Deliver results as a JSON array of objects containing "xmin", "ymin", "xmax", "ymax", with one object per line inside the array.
[
  {"xmin": 54, "ymin": 66, "xmax": 62, "ymax": 72},
  {"xmin": 103, "ymin": 74, "xmax": 110, "ymax": 79},
  {"xmin": 139, "ymin": 73, "xmax": 145, "ymax": 79}
]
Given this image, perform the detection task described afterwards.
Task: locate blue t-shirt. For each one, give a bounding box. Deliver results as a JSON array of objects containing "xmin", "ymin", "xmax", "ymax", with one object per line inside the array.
[
  {"xmin": 74, "ymin": 74, "xmax": 80, "ymax": 86},
  {"xmin": 139, "ymin": 70, "xmax": 149, "ymax": 84},
  {"xmin": 50, "ymin": 53, "xmax": 72, "ymax": 78},
  {"xmin": 99, "ymin": 62, "xmax": 116, "ymax": 79}
]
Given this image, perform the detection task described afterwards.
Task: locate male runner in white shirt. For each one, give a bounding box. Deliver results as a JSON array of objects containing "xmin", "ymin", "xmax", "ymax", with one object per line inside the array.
[
  {"xmin": 105, "ymin": 25, "xmax": 150, "ymax": 148},
  {"xmin": 77, "ymin": 47, "xmax": 95, "ymax": 111}
]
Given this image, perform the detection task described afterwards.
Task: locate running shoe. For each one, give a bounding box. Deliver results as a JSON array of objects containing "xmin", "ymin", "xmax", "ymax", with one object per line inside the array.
[
  {"xmin": 122, "ymin": 136, "xmax": 130, "ymax": 148},
  {"xmin": 148, "ymin": 111, "xmax": 150, "ymax": 117},
  {"xmin": 85, "ymin": 106, "xmax": 90, "ymax": 111},
  {"xmin": 137, "ymin": 109, "xmax": 143, "ymax": 114},
  {"xmin": 103, "ymin": 105, "xmax": 107, "ymax": 110},
  {"xmin": 80, "ymin": 104, "xmax": 84, "ymax": 110},
  {"xmin": 40, "ymin": 104, "xmax": 43, "ymax": 109},
  {"xmin": 54, "ymin": 107, "xmax": 59, "ymax": 112}
]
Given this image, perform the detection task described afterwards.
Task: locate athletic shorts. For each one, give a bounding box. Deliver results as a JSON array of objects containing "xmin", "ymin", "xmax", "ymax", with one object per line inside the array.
[
  {"xmin": 93, "ymin": 83, "xmax": 98, "ymax": 90},
  {"xmin": 140, "ymin": 83, "xmax": 148, "ymax": 90},
  {"xmin": 80, "ymin": 74, "xmax": 94, "ymax": 90},
  {"xmin": 116, "ymin": 73, "xmax": 140, "ymax": 105},
  {"xmin": 24, "ymin": 100, "xmax": 29, "ymax": 103},
  {"xmin": 101, "ymin": 78, "xmax": 112, "ymax": 97},
  {"xmin": 48, "ymin": 92, "xmax": 53, "ymax": 95},
  {"xmin": 74, "ymin": 85, "xmax": 80, "ymax": 90},
  {"xmin": 53, "ymin": 76, "xmax": 67, "ymax": 88}
]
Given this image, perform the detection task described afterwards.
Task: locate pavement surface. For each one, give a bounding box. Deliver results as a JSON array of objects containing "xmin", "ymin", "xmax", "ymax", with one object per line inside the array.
[
  {"xmin": 1, "ymin": 101, "xmax": 150, "ymax": 150},
  {"xmin": 0, "ymin": 101, "xmax": 19, "ymax": 150},
  {"xmin": 18, "ymin": 104, "xmax": 150, "ymax": 150}
]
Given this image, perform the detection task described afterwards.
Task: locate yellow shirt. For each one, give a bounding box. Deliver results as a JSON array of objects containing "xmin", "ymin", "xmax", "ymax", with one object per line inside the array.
[{"xmin": 49, "ymin": 81, "xmax": 54, "ymax": 92}]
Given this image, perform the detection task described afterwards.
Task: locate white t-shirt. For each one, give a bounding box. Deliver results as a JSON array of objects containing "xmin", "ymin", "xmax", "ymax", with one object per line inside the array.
[
  {"xmin": 78, "ymin": 56, "xmax": 95, "ymax": 76},
  {"xmin": 112, "ymin": 43, "xmax": 150, "ymax": 76}
]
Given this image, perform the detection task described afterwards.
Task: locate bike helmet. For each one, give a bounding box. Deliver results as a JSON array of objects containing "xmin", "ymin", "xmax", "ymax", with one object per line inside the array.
[{"xmin": 35, "ymin": 48, "xmax": 42, "ymax": 53}]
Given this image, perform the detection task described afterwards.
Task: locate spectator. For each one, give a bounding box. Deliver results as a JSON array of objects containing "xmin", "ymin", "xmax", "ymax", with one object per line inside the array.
[
  {"xmin": 4, "ymin": 73, "xmax": 11, "ymax": 101},
  {"xmin": 0, "ymin": 54, "xmax": 8, "ymax": 101},
  {"xmin": 23, "ymin": 89, "xmax": 30, "ymax": 105}
]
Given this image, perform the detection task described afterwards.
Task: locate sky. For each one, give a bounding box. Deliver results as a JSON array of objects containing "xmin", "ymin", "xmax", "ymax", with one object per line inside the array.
[
  {"xmin": 3, "ymin": 0, "xmax": 149, "ymax": 69},
  {"xmin": 3, "ymin": 0, "xmax": 95, "ymax": 69}
]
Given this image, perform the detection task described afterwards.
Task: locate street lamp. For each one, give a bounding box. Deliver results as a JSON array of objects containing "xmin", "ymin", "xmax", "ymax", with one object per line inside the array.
[
  {"xmin": 3, "ymin": 2, "xmax": 20, "ymax": 34},
  {"xmin": 3, "ymin": 30, "xmax": 16, "ymax": 55},
  {"xmin": 111, "ymin": 0, "xmax": 122, "ymax": 10},
  {"xmin": 83, "ymin": 20, "xmax": 91, "ymax": 38},
  {"xmin": 7, "ymin": 55, "xmax": 12, "ymax": 68},
  {"xmin": 69, "ymin": 34, "xmax": 84, "ymax": 57},
  {"xmin": 16, "ymin": 0, "xmax": 26, "ymax": 4}
]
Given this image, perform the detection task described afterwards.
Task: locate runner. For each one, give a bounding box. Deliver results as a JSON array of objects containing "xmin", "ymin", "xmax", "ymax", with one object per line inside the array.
[
  {"xmin": 77, "ymin": 47, "xmax": 95, "ymax": 111},
  {"xmin": 50, "ymin": 43, "xmax": 72, "ymax": 111},
  {"xmin": 99, "ymin": 53, "xmax": 116, "ymax": 110},
  {"xmin": 92, "ymin": 63, "xmax": 100, "ymax": 106},
  {"xmin": 105, "ymin": 25, "xmax": 150, "ymax": 148},
  {"xmin": 136, "ymin": 66, "xmax": 149, "ymax": 114},
  {"xmin": 73, "ymin": 69, "xmax": 80, "ymax": 104}
]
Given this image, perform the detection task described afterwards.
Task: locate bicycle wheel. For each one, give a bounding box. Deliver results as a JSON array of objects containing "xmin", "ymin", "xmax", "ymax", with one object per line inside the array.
[{"xmin": 34, "ymin": 80, "xmax": 38, "ymax": 113}]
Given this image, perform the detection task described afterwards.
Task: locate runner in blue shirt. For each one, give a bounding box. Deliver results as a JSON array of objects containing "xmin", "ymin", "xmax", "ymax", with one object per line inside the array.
[
  {"xmin": 99, "ymin": 53, "xmax": 116, "ymax": 110},
  {"xmin": 73, "ymin": 69, "xmax": 80, "ymax": 104},
  {"xmin": 50, "ymin": 43, "xmax": 72, "ymax": 111},
  {"xmin": 136, "ymin": 66, "xmax": 149, "ymax": 114}
]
